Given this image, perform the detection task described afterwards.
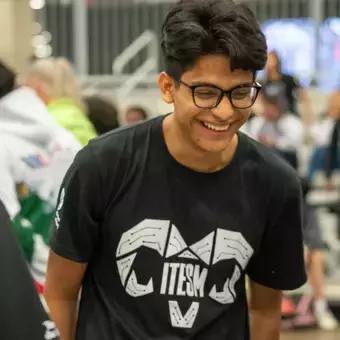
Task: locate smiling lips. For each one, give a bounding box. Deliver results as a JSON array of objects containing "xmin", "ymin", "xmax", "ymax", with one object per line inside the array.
[{"xmin": 201, "ymin": 121, "xmax": 232, "ymax": 132}]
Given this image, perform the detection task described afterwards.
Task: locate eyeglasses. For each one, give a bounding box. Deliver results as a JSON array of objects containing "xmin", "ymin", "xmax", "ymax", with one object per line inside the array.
[{"xmin": 179, "ymin": 80, "xmax": 262, "ymax": 109}]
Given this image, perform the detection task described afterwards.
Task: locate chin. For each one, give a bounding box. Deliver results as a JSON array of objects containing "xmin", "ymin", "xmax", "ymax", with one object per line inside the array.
[{"xmin": 195, "ymin": 136, "xmax": 234, "ymax": 154}]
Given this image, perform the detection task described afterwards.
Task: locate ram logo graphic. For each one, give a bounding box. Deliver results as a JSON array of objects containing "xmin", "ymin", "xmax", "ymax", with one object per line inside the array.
[{"xmin": 116, "ymin": 219, "xmax": 253, "ymax": 329}]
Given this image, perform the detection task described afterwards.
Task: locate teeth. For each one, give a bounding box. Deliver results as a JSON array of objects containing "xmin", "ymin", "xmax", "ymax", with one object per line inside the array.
[{"xmin": 203, "ymin": 122, "xmax": 230, "ymax": 131}]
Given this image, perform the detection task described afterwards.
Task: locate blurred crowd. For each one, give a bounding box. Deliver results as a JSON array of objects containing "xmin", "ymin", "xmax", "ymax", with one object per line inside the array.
[
  {"xmin": 242, "ymin": 51, "xmax": 340, "ymax": 331},
  {"xmin": 0, "ymin": 49, "xmax": 339, "ymax": 334}
]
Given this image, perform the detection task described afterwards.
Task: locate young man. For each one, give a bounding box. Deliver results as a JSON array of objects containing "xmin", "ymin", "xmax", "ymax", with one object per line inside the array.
[{"xmin": 45, "ymin": 1, "xmax": 307, "ymax": 339}]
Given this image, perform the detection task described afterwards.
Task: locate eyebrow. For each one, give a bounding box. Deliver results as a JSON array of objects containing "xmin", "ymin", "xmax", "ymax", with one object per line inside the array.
[{"xmin": 188, "ymin": 81, "xmax": 254, "ymax": 90}]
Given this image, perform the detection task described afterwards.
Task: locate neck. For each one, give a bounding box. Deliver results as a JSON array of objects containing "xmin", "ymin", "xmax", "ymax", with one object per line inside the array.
[{"xmin": 162, "ymin": 114, "xmax": 238, "ymax": 173}]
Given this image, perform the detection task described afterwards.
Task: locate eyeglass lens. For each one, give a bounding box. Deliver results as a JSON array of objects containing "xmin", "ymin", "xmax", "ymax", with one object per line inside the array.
[{"xmin": 193, "ymin": 85, "xmax": 258, "ymax": 109}]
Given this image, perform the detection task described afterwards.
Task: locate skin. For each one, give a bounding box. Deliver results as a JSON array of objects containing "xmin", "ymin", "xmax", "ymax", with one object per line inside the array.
[
  {"xmin": 45, "ymin": 54, "xmax": 282, "ymax": 340},
  {"xmin": 158, "ymin": 54, "xmax": 251, "ymax": 172},
  {"xmin": 24, "ymin": 75, "xmax": 52, "ymax": 105},
  {"xmin": 305, "ymin": 248, "xmax": 326, "ymax": 301},
  {"xmin": 44, "ymin": 252, "xmax": 85, "ymax": 340},
  {"xmin": 125, "ymin": 110, "xmax": 146, "ymax": 124}
]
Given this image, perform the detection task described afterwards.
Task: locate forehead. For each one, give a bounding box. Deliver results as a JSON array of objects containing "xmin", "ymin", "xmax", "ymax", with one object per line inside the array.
[{"xmin": 181, "ymin": 54, "xmax": 253, "ymax": 89}]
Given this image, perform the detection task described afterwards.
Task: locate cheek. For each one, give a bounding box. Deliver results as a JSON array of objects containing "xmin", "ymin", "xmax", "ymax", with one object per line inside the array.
[
  {"xmin": 173, "ymin": 93, "xmax": 201, "ymax": 124},
  {"xmin": 237, "ymin": 109, "xmax": 251, "ymax": 124}
]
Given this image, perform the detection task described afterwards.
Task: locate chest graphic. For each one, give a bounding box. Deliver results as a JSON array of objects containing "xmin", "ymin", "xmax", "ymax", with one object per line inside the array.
[{"xmin": 116, "ymin": 219, "xmax": 254, "ymax": 329}]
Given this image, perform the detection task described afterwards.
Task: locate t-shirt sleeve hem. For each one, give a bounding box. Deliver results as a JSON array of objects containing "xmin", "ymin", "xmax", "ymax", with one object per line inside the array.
[
  {"xmin": 248, "ymin": 272, "xmax": 307, "ymax": 291},
  {"xmin": 49, "ymin": 241, "xmax": 89, "ymax": 264}
]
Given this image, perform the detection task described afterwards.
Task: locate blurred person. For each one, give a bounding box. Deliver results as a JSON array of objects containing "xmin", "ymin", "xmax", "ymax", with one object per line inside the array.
[
  {"xmin": 84, "ymin": 95, "xmax": 120, "ymax": 135},
  {"xmin": 325, "ymin": 91, "xmax": 340, "ymax": 183},
  {"xmin": 45, "ymin": 1, "xmax": 306, "ymax": 340},
  {"xmin": 246, "ymin": 92, "xmax": 303, "ymax": 170},
  {"xmin": 125, "ymin": 105, "xmax": 148, "ymax": 124},
  {"xmin": 0, "ymin": 199, "xmax": 60, "ymax": 340},
  {"xmin": 307, "ymin": 91, "xmax": 340, "ymax": 181},
  {"xmin": 0, "ymin": 66, "xmax": 82, "ymax": 293},
  {"xmin": 21, "ymin": 57, "xmax": 96, "ymax": 146},
  {"xmin": 300, "ymin": 179, "xmax": 338, "ymax": 330},
  {"xmin": 260, "ymin": 50, "xmax": 314, "ymax": 119}
]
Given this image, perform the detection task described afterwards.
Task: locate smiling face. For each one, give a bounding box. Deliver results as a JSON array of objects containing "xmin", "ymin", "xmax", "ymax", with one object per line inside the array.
[{"xmin": 158, "ymin": 54, "xmax": 255, "ymax": 153}]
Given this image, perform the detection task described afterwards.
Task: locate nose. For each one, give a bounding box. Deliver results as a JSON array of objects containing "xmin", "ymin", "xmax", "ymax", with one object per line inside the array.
[{"xmin": 211, "ymin": 95, "xmax": 235, "ymax": 121}]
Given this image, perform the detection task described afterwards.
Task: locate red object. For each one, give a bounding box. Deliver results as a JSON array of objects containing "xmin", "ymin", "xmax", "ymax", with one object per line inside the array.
[
  {"xmin": 281, "ymin": 296, "xmax": 296, "ymax": 317},
  {"xmin": 34, "ymin": 280, "xmax": 44, "ymax": 294}
]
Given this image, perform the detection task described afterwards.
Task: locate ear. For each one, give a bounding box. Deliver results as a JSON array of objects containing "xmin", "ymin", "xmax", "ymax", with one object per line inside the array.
[{"xmin": 158, "ymin": 72, "xmax": 174, "ymax": 104}]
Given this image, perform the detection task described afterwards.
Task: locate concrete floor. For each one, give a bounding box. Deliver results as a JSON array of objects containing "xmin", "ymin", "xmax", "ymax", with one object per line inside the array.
[{"xmin": 281, "ymin": 329, "xmax": 340, "ymax": 340}]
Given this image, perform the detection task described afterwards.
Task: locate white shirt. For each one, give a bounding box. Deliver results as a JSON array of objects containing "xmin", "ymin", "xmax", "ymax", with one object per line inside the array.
[{"xmin": 243, "ymin": 112, "xmax": 303, "ymax": 152}]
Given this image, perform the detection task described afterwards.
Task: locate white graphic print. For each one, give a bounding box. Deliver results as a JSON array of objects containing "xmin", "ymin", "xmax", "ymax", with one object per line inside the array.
[
  {"xmin": 42, "ymin": 320, "xmax": 60, "ymax": 340},
  {"xmin": 116, "ymin": 219, "xmax": 254, "ymax": 329},
  {"xmin": 54, "ymin": 188, "xmax": 65, "ymax": 229},
  {"xmin": 116, "ymin": 253, "xmax": 137, "ymax": 286},
  {"xmin": 178, "ymin": 250, "xmax": 199, "ymax": 260},
  {"xmin": 209, "ymin": 265, "xmax": 241, "ymax": 304},
  {"xmin": 166, "ymin": 224, "xmax": 188, "ymax": 258},
  {"xmin": 126, "ymin": 270, "xmax": 154, "ymax": 297},
  {"xmin": 189, "ymin": 231, "xmax": 214, "ymax": 265},
  {"xmin": 213, "ymin": 229, "xmax": 254, "ymax": 269},
  {"xmin": 168, "ymin": 301, "xmax": 200, "ymax": 329},
  {"xmin": 116, "ymin": 219, "xmax": 169, "ymax": 257}
]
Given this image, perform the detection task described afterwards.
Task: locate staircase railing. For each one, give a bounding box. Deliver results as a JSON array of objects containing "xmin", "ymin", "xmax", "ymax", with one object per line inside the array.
[{"xmin": 112, "ymin": 30, "xmax": 159, "ymax": 96}]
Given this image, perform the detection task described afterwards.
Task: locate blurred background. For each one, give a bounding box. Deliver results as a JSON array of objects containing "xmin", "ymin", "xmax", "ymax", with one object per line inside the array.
[
  {"xmin": 3, "ymin": 0, "xmax": 340, "ymax": 118},
  {"xmin": 0, "ymin": 0, "xmax": 340, "ymax": 338}
]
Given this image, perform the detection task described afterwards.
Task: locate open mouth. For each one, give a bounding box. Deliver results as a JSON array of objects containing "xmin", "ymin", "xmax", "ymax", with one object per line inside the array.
[{"xmin": 201, "ymin": 121, "xmax": 231, "ymax": 132}]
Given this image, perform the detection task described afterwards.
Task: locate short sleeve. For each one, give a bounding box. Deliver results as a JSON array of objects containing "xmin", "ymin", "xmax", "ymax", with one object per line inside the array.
[
  {"xmin": 49, "ymin": 144, "xmax": 103, "ymax": 263},
  {"xmin": 247, "ymin": 175, "xmax": 307, "ymax": 291}
]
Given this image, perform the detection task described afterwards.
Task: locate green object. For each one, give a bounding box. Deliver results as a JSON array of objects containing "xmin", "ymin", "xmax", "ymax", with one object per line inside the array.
[
  {"xmin": 12, "ymin": 191, "xmax": 53, "ymax": 262},
  {"xmin": 48, "ymin": 98, "xmax": 97, "ymax": 146}
]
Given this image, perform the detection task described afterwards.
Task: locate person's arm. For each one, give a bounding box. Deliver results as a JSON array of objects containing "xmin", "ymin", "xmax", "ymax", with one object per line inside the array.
[
  {"xmin": 299, "ymin": 87, "xmax": 315, "ymax": 124},
  {"xmin": 45, "ymin": 145, "xmax": 103, "ymax": 340},
  {"xmin": 45, "ymin": 252, "xmax": 86, "ymax": 340},
  {"xmin": 247, "ymin": 173, "xmax": 307, "ymax": 340},
  {"xmin": 0, "ymin": 200, "xmax": 59, "ymax": 340},
  {"xmin": 248, "ymin": 281, "xmax": 282, "ymax": 340}
]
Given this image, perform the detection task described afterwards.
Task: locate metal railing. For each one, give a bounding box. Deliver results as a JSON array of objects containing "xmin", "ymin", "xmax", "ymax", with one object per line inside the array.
[
  {"xmin": 35, "ymin": 0, "xmax": 340, "ymax": 94},
  {"xmin": 112, "ymin": 30, "xmax": 159, "ymax": 96}
]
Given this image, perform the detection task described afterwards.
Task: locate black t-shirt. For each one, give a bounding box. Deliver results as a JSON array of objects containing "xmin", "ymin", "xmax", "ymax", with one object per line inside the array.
[
  {"xmin": 261, "ymin": 74, "xmax": 300, "ymax": 115},
  {"xmin": 50, "ymin": 115, "xmax": 306, "ymax": 340},
  {"xmin": 0, "ymin": 200, "xmax": 59, "ymax": 340}
]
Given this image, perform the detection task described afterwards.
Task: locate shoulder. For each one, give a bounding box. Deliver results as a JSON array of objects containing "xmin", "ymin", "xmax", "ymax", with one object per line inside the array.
[
  {"xmin": 238, "ymin": 132, "xmax": 300, "ymax": 192},
  {"xmin": 76, "ymin": 117, "xmax": 159, "ymax": 175},
  {"xmin": 90, "ymin": 117, "xmax": 156, "ymax": 154}
]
